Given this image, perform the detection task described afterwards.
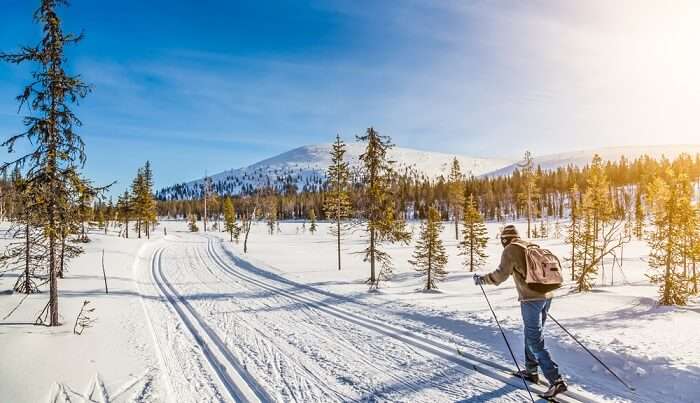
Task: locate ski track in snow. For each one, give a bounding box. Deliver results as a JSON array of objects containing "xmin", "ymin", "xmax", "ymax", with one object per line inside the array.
[{"xmin": 136, "ymin": 232, "xmax": 605, "ymax": 403}]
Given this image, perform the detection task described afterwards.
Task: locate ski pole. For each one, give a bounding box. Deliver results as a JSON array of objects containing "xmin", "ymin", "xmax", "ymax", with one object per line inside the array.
[
  {"xmin": 479, "ymin": 282, "xmax": 535, "ymax": 402},
  {"xmin": 547, "ymin": 313, "xmax": 635, "ymax": 391}
]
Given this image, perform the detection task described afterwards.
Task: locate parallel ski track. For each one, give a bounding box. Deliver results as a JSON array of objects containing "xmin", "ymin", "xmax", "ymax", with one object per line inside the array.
[
  {"xmin": 187, "ymin": 246, "xmax": 359, "ymax": 402},
  {"xmin": 205, "ymin": 237, "xmax": 600, "ymax": 403},
  {"xmin": 150, "ymin": 246, "xmax": 272, "ymax": 403}
]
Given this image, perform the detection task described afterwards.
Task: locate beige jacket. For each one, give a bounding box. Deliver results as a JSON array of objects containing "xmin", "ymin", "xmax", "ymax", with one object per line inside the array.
[{"xmin": 482, "ymin": 239, "xmax": 553, "ymax": 301}]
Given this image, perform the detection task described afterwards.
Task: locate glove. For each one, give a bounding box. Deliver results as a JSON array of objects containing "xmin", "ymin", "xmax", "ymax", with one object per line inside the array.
[{"xmin": 473, "ymin": 274, "xmax": 484, "ymax": 286}]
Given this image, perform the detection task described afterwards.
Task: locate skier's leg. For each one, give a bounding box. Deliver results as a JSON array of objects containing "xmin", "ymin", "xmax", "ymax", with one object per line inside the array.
[
  {"xmin": 523, "ymin": 299, "xmax": 561, "ymax": 384},
  {"xmin": 520, "ymin": 301, "xmax": 540, "ymax": 374}
]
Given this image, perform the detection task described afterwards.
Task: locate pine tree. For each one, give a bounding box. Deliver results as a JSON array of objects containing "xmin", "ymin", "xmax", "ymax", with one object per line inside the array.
[
  {"xmin": 308, "ymin": 208, "xmax": 317, "ymax": 234},
  {"xmin": 96, "ymin": 208, "xmax": 105, "ymax": 232},
  {"xmin": 634, "ymin": 187, "xmax": 644, "ymax": 239},
  {"xmin": 517, "ymin": 151, "xmax": 538, "ymax": 238},
  {"xmin": 117, "ymin": 191, "xmax": 132, "ymax": 238},
  {"xmin": 223, "ymin": 197, "xmax": 240, "ymax": 242},
  {"xmin": 74, "ymin": 177, "xmax": 96, "ymax": 242},
  {"xmin": 576, "ymin": 155, "xmax": 614, "ymax": 291},
  {"xmin": 565, "ymin": 184, "xmax": 581, "ymax": 281},
  {"xmin": 142, "ymin": 161, "xmax": 157, "ymax": 238},
  {"xmin": 647, "ymin": 171, "xmax": 693, "ymax": 305},
  {"xmin": 266, "ymin": 198, "xmax": 277, "ymax": 235},
  {"xmin": 0, "ymin": 174, "xmax": 46, "ymax": 294},
  {"xmin": 410, "ymin": 206, "xmax": 448, "ymax": 290},
  {"xmin": 1, "ymin": 0, "xmax": 92, "ymax": 325},
  {"xmin": 130, "ymin": 164, "xmax": 156, "ymax": 239},
  {"xmin": 539, "ymin": 219, "xmax": 548, "ymax": 239},
  {"xmin": 447, "ymin": 158, "xmax": 464, "ymax": 240},
  {"xmin": 323, "ymin": 134, "xmax": 352, "ymax": 270},
  {"xmin": 357, "ymin": 128, "xmax": 411, "ymax": 289},
  {"xmin": 459, "ymin": 194, "xmax": 489, "ymax": 272}
]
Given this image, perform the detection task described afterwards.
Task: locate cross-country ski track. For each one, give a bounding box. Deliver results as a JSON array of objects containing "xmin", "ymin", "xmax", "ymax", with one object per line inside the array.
[{"xmin": 137, "ymin": 233, "xmax": 606, "ymax": 403}]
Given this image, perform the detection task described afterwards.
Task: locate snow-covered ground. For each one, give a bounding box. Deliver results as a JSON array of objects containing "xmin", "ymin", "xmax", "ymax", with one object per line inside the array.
[{"xmin": 1, "ymin": 220, "xmax": 698, "ymax": 402}]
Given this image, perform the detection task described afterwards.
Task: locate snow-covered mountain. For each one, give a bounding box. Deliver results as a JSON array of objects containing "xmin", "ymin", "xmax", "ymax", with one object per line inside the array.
[
  {"xmin": 157, "ymin": 143, "xmax": 700, "ymax": 200},
  {"xmin": 157, "ymin": 144, "xmax": 511, "ymax": 199},
  {"xmin": 483, "ymin": 144, "xmax": 700, "ymax": 177}
]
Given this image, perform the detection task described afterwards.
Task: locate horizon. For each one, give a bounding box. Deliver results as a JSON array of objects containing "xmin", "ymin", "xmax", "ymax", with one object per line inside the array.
[{"xmin": 3, "ymin": 1, "xmax": 700, "ymax": 194}]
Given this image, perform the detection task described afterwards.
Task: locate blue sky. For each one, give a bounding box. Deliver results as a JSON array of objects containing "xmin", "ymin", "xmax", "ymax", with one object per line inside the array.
[{"xmin": 2, "ymin": 1, "xmax": 700, "ymax": 195}]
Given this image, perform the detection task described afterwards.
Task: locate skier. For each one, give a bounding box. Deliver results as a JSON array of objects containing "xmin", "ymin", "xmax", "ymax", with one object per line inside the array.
[{"xmin": 473, "ymin": 224, "xmax": 567, "ymax": 400}]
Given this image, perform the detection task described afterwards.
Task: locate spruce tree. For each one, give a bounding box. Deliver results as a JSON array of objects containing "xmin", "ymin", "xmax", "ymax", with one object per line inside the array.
[
  {"xmin": 647, "ymin": 171, "xmax": 692, "ymax": 305},
  {"xmin": 1, "ymin": 0, "xmax": 91, "ymax": 325},
  {"xmin": 117, "ymin": 191, "xmax": 132, "ymax": 238},
  {"xmin": 459, "ymin": 194, "xmax": 489, "ymax": 272},
  {"xmin": 517, "ymin": 151, "xmax": 538, "ymax": 238},
  {"xmin": 265, "ymin": 197, "xmax": 277, "ymax": 235},
  {"xmin": 447, "ymin": 158, "xmax": 464, "ymax": 240},
  {"xmin": 323, "ymin": 134, "xmax": 352, "ymax": 270},
  {"xmin": 223, "ymin": 197, "xmax": 240, "ymax": 242},
  {"xmin": 308, "ymin": 208, "xmax": 317, "ymax": 234},
  {"xmin": 565, "ymin": 184, "xmax": 580, "ymax": 281},
  {"xmin": 0, "ymin": 175, "xmax": 46, "ymax": 294},
  {"xmin": 634, "ymin": 188, "xmax": 644, "ymax": 239},
  {"xmin": 357, "ymin": 127, "xmax": 411, "ymax": 289},
  {"xmin": 142, "ymin": 161, "xmax": 157, "ymax": 238},
  {"xmin": 410, "ymin": 206, "xmax": 448, "ymax": 290},
  {"xmin": 74, "ymin": 177, "xmax": 96, "ymax": 242},
  {"xmin": 576, "ymin": 155, "xmax": 614, "ymax": 291}
]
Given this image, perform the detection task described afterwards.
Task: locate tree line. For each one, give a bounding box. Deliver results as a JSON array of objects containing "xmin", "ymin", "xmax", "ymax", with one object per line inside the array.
[{"xmin": 154, "ymin": 132, "xmax": 700, "ymax": 304}]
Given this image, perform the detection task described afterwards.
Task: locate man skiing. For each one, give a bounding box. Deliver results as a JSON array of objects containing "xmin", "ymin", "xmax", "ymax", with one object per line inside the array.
[{"xmin": 473, "ymin": 224, "xmax": 567, "ymax": 400}]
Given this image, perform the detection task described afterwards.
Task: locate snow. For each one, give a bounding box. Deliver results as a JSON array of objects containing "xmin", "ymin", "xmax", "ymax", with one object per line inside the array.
[
  {"xmin": 0, "ymin": 226, "xmax": 165, "ymax": 402},
  {"xmin": 1, "ymin": 219, "xmax": 698, "ymax": 402}
]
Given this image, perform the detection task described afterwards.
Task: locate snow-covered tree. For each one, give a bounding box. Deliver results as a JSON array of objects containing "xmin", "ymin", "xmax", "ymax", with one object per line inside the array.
[
  {"xmin": 323, "ymin": 134, "xmax": 352, "ymax": 270},
  {"xmin": 410, "ymin": 206, "xmax": 448, "ymax": 290},
  {"xmin": 459, "ymin": 194, "xmax": 488, "ymax": 272}
]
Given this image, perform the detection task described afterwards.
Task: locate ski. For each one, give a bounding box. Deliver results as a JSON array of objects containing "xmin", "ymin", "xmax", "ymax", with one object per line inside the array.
[
  {"xmin": 537, "ymin": 394, "xmax": 562, "ymax": 403},
  {"xmin": 456, "ymin": 348, "xmax": 578, "ymax": 403}
]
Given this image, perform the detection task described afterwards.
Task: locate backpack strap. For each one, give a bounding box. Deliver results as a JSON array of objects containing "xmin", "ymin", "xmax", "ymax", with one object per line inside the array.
[{"xmin": 510, "ymin": 239, "xmax": 537, "ymax": 249}]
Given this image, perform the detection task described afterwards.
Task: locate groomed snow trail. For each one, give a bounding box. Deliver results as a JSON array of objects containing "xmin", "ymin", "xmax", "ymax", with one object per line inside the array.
[{"xmin": 141, "ymin": 234, "xmax": 596, "ymax": 402}]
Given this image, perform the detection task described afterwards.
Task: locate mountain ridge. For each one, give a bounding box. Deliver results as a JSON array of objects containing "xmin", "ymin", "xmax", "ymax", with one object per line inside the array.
[{"xmin": 156, "ymin": 143, "xmax": 700, "ymax": 200}]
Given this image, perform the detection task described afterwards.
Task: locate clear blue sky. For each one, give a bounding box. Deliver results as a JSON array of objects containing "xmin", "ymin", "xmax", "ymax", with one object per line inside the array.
[{"xmin": 2, "ymin": 0, "xmax": 700, "ymax": 195}]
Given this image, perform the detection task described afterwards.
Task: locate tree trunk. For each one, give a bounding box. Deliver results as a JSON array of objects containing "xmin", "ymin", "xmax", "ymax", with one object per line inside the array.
[
  {"xmin": 454, "ymin": 212, "xmax": 458, "ymax": 240},
  {"xmin": 243, "ymin": 222, "xmax": 251, "ymax": 253},
  {"xmin": 337, "ymin": 218, "xmax": 341, "ymax": 271},
  {"xmin": 427, "ymin": 245, "xmax": 432, "ymax": 290},
  {"xmin": 369, "ymin": 227, "xmax": 376, "ymax": 283},
  {"xmin": 58, "ymin": 233, "xmax": 65, "ymax": 278},
  {"xmin": 23, "ymin": 221, "xmax": 31, "ymax": 292}
]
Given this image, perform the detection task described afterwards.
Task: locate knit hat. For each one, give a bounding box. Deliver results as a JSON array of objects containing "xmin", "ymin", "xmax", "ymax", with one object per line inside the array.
[{"xmin": 500, "ymin": 224, "xmax": 519, "ymax": 239}]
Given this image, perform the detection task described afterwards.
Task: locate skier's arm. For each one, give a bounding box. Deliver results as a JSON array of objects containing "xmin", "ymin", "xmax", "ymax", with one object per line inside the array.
[{"xmin": 482, "ymin": 247, "xmax": 514, "ymax": 285}]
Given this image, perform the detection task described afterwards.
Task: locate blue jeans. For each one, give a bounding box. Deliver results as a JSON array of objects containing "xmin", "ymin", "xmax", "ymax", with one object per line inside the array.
[{"xmin": 521, "ymin": 299, "xmax": 560, "ymax": 383}]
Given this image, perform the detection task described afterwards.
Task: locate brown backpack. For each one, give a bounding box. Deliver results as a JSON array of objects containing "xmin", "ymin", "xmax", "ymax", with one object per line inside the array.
[{"xmin": 512, "ymin": 240, "xmax": 563, "ymax": 292}]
